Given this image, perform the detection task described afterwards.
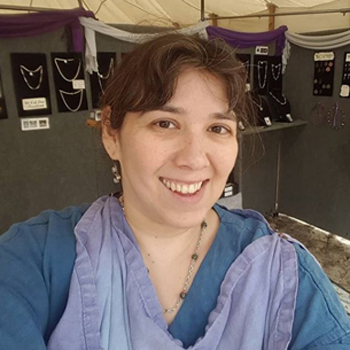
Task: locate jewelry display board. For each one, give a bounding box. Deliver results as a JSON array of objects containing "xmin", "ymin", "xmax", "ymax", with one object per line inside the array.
[
  {"xmin": 340, "ymin": 52, "xmax": 350, "ymax": 98},
  {"xmin": 312, "ymin": 52, "xmax": 335, "ymax": 97},
  {"xmin": 90, "ymin": 52, "xmax": 116, "ymax": 109},
  {"xmin": 11, "ymin": 53, "xmax": 51, "ymax": 117},
  {"xmin": 268, "ymin": 56, "xmax": 283, "ymax": 91},
  {"xmin": 0, "ymin": 71, "xmax": 8, "ymax": 119},
  {"xmin": 253, "ymin": 55, "xmax": 269, "ymax": 95},
  {"xmin": 237, "ymin": 53, "xmax": 251, "ymax": 86},
  {"xmin": 51, "ymin": 52, "xmax": 88, "ymax": 113},
  {"xmin": 268, "ymin": 90, "xmax": 293, "ymax": 122}
]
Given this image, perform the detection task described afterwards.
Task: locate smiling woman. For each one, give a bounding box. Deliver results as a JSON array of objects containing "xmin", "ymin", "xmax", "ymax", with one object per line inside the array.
[{"xmin": 1, "ymin": 34, "xmax": 350, "ymax": 350}]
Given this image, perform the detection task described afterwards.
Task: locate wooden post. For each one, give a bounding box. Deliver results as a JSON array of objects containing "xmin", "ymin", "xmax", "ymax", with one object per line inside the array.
[
  {"xmin": 209, "ymin": 13, "xmax": 218, "ymax": 27},
  {"xmin": 267, "ymin": 4, "xmax": 276, "ymax": 31}
]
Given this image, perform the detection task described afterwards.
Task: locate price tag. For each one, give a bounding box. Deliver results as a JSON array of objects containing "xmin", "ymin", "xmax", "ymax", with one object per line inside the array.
[
  {"xmin": 22, "ymin": 97, "xmax": 47, "ymax": 111},
  {"xmin": 340, "ymin": 84, "xmax": 350, "ymax": 97},
  {"xmin": 255, "ymin": 46, "xmax": 269, "ymax": 55},
  {"xmin": 72, "ymin": 79, "xmax": 85, "ymax": 90},
  {"xmin": 314, "ymin": 52, "xmax": 335, "ymax": 61},
  {"xmin": 286, "ymin": 114, "xmax": 293, "ymax": 122},
  {"xmin": 264, "ymin": 117, "xmax": 272, "ymax": 126},
  {"xmin": 346, "ymin": 54, "xmax": 350, "ymax": 62}
]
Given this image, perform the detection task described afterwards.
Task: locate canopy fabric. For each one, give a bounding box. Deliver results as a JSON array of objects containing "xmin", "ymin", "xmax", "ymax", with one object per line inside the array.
[
  {"xmin": 79, "ymin": 17, "xmax": 209, "ymax": 73},
  {"xmin": 0, "ymin": 8, "xmax": 94, "ymax": 51},
  {"xmin": 0, "ymin": 0, "xmax": 340, "ymax": 26},
  {"xmin": 207, "ymin": 25, "xmax": 288, "ymax": 56}
]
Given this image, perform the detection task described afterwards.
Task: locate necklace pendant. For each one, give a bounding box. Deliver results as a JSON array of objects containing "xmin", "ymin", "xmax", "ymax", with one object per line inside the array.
[
  {"xmin": 180, "ymin": 292, "xmax": 187, "ymax": 300},
  {"xmin": 192, "ymin": 253, "xmax": 198, "ymax": 260}
]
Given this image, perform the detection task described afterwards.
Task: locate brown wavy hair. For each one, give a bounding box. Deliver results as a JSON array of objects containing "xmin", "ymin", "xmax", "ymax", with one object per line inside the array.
[{"xmin": 100, "ymin": 33, "xmax": 252, "ymax": 129}]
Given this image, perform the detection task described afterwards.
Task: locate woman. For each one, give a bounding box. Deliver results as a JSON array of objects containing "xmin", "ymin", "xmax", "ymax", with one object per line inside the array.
[{"xmin": 0, "ymin": 34, "xmax": 349, "ymax": 350}]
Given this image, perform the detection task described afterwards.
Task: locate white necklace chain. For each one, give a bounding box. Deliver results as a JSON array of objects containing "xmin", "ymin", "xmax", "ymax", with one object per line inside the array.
[
  {"xmin": 269, "ymin": 91, "xmax": 287, "ymax": 105},
  {"xmin": 19, "ymin": 65, "xmax": 43, "ymax": 90},
  {"xmin": 59, "ymin": 89, "xmax": 84, "ymax": 112},
  {"xmin": 271, "ymin": 63, "xmax": 281, "ymax": 81},
  {"xmin": 257, "ymin": 61, "xmax": 268, "ymax": 89},
  {"xmin": 54, "ymin": 57, "xmax": 81, "ymax": 82},
  {"xmin": 98, "ymin": 58, "xmax": 115, "ymax": 95},
  {"xmin": 117, "ymin": 195, "xmax": 207, "ymax": 314}
]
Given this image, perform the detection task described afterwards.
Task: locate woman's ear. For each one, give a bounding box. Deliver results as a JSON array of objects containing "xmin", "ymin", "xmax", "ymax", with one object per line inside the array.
[{"xmin": 101, "ymin": 107, "xmax": 120, "ymax": 160}]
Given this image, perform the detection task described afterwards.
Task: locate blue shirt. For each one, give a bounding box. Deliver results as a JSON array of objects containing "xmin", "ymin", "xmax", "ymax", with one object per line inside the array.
[{"xmin": 0, "ymin": 203, "xmax": 349, "ymax": 349}]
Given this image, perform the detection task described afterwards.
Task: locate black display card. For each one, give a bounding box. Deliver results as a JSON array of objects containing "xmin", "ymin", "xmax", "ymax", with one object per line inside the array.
[
  {"xmin": 340, "ymin": 52, "xmax": 350, "ymax": 98},
  {"xmin": 51, "ymin": 52, "xmax": 88, "ymax": 113},
  {"xmin": 248, "ymin": 91, "xmax": 272, "ymax": 127},
  {"xmin": 253, "ymin": 55, "xmax": 270, "ymax": 95},
  {"xmin": 11, "ymin": 53, "xmax": 51, "ymax": 117},
  {"xmin": 90, "ymin": 52, "xmax": 116, "ymax": 109},
  {"xmin": 267, "ymin": 90, "xmax": 293, "ymax": 123},
  {"xmin": 236, "ymin": 54, "xmax": 251, "ymax": 84},
  {"xmin": 268, "ymin": 56, "xmax": 283, "ymax": 91},
  {"xmin": 312, "ymin": 52, "xmax": 335, "ymax": 97},
  {"xmin": 0, "ymin": 71, "xmax": 8, "ymax": 119}
]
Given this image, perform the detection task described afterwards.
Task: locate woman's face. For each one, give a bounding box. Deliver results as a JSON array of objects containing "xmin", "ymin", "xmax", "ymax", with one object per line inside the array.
[{"xmin": 103, "ymin": 69, "xmax": 239, "ymax": 229}]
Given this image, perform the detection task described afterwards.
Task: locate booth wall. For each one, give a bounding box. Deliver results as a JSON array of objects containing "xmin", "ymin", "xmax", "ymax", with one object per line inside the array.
[
  {"xmin": 0, "ymin": 27, "xmax": 140, "ymax": 234},
  {"xmin": 281, "ymin": 43, "xmax": 350, "ymax": 239}
]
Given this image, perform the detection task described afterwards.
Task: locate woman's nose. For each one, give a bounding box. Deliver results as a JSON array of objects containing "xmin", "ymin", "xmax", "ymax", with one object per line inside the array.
[{"xmin": 173, "ymin": 132, "xmax": 210, "ymax": 170}]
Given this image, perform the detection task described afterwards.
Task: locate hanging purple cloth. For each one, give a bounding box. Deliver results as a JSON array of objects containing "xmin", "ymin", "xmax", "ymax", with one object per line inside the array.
[
  {"xmin": 0, "ymin": 8, "xmax": 95, "ymax": 52},
  {"xmin": 206, "ymin": 25, "xmax": 288, "ymax": 56}
]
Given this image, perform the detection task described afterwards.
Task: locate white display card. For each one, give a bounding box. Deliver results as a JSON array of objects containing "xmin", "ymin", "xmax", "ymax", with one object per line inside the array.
[{"xmin": 22, "ymin": 97, "xmax": 47, "ymax": 111}]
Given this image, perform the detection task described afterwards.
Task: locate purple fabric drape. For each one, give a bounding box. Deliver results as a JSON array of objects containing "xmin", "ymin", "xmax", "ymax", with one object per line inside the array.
[
  {"xmin": 206, "ymin": 25, "xmax": 288, "ymax": 56},
  {"xmin": 0, "ymin": 8, "xmax": 95, "ymax": 52}
]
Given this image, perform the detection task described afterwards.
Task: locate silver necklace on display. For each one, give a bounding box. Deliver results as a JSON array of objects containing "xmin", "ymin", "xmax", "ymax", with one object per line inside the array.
[
  {"xmin": 257, "ymin": 61, "xmax": 268, "ymax": 89},
  {"xmin": 54, "ymin": 57, "xmax": 81, "ymax": 82},
  {"xmin": 271, "ymin": 63, "xmax": 281, "ymax": 81},
  {"xmin": 269, "ymin": 91, "xmax": 287, "ymax": 105},
  {"xmin": 19, "ymin": 65, "xmax": 43, "ymax": 90},
  {"xmin": 97, "ymin": 58, "xmax": 114, "ymax": 94},
  {"xmin": 59, "ymin": 89, "xmax": 84, "ymax": 112},
  {"xmin": 117, "ymin": 195, "xmax": 208, "ymax": 314}
]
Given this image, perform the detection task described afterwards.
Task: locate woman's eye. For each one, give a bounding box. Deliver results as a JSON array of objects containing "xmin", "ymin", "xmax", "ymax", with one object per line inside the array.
[
  {"xmin": 209, "ymin": 125, "xmax": 231, "ymax": 134},
  {"xmin": 156, "ymin": 120, "xmax": 176, "ymax": 129}
]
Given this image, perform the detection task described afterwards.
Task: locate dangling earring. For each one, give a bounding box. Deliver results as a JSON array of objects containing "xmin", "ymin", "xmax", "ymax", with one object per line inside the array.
[{"xmin": 111, "ymin": 160, "xmax": 121, "ymax": 184}]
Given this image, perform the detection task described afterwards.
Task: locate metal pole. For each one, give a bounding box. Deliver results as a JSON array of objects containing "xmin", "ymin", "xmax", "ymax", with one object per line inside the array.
[
  {"xmin": 0, "ymin": 4, "xmax": 64, "ymax": 12},
  {"xmin": 202, "ymin": 7, "xmax": 350, "ymax": 21},
  {"xmin": 200, "ymin": 0, "xmax": 205, "ymax": 21}
]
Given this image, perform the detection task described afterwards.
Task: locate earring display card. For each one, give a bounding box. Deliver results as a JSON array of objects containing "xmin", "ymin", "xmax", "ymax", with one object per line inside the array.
[
  {"xmin": 313, "ymin": 52, "xmax": 335, "ymax": 97},
  {"xmin": 90, "ymin": 52, "xmax": 116, "ymax": 108},
  {"xmin": 253, "ymin": 55, "xmax": 269, "ymax": 95},
  {"xmin": 51, "ymin": 52, "xmax": 88, "ymax": 113},
  {"xmin": 268, "ymin": 56, "xmax": 283, "ymax": 91},
  {"xmin": 340, "ymin": 52, "xmax": 350, "ymax": 98},
  {"xmin": 11, "ymin": 53, "xmax": 51, "ymax": 117},
  {"xmin": 237, "ymin": 54, "xmax": 251, "ymax": 87},
  {"xmin": 0, "ymin": 71, "xmax": 8, "ymax": 119}
]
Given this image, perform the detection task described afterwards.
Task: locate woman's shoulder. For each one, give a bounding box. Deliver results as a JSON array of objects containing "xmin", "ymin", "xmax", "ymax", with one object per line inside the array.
[{"xmin": 214, "ymin": 203, "xmax": 274, "ymax": 243}]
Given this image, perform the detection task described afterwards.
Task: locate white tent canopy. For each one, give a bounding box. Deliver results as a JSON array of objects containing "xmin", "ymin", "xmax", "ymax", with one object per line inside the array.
[{"xmin": 0, "ymin": 0, "xmax": 348, "ymax": 32}]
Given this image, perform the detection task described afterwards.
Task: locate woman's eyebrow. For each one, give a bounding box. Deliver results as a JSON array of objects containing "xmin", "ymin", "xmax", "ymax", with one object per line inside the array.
[
  {"xmin": 211, "ymin": 111, "xmax": 237, "ymax": 121},
  {"xmin": 156, "ymin": 105, "xmax": 186, "ymax": 114}
]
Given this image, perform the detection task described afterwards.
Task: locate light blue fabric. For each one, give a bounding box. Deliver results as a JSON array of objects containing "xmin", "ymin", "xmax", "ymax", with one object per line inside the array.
[{"xmin": 48, "ymin": 195, "xmax": 298, "ymax": 350}]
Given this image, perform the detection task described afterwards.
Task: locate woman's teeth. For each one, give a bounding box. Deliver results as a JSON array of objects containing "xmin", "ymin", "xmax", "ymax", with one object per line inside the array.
[{"xmin": 161, "ymin": 178, "xmax": 203, "ymax": 194}]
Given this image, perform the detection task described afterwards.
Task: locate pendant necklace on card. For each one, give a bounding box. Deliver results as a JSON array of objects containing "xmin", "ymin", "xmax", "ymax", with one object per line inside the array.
[
  {"xmin": 258, "ymin": 61, "xmax": 268, "ymax": 89},
  {"xmin": 271, "ymin": 63, "xmax": 281, "ymax": 81},
  {"xmin": 54, "ymin": 57, "xmax": 81, "ymax": 82},
  {"xmin": 19, "ymin": 65, "xmax": 43, "ymax": 90},
  {"xmin": 59, "ymin": 89, "xmax": 84, "ymax": 112},
  {"xmin": 269, "ymin": 91, "xmax": 287, "ymax": 105},
  {"xmin": 98, "ymin": 58, "xmax": 114, "ymax": 94}
]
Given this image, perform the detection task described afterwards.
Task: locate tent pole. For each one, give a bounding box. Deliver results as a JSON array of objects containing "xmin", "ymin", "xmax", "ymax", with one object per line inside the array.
[
  {"xmin": 200, "ymin": 0, "xmax": 205, "ymax": 21},
  {"xmin": 267, "ymin": 4, "xmax": 276, "ymax": 30},
  {"xmin": 77, "ymin": 0, "xmax": 84, "ymax": 8},
  {"xmin": 0, "ymin": 4, "xmax": 66, "ymax": 12},
  {"xmin": 202, "ymin": 7, "xmax": 350, "ymax": 21}
]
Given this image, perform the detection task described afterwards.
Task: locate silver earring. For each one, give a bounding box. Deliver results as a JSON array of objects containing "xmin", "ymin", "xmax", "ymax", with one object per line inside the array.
[{"xmin": 111, "ymin": 160, "xmax": 121, "ymax": 184}]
